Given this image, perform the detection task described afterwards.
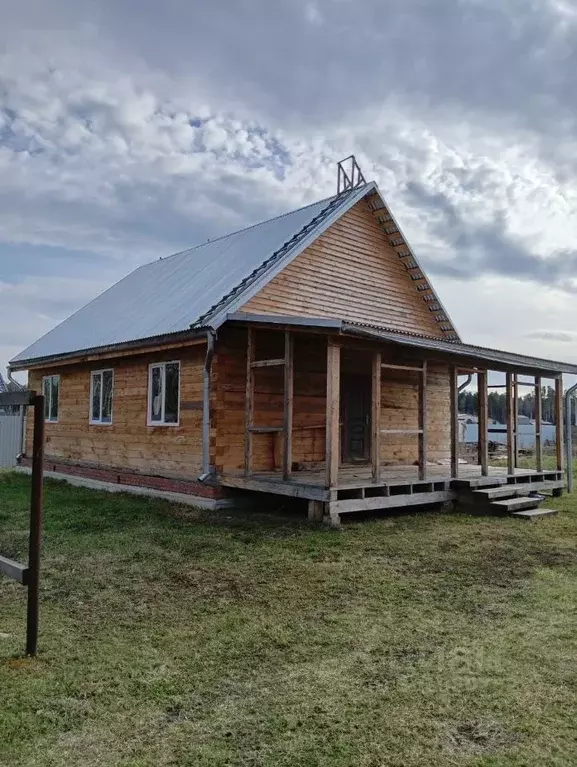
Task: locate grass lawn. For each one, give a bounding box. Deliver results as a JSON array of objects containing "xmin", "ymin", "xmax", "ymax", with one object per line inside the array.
[{"xmin": 2, "ymin": 472, "xmax": 577, "ymax": 766}]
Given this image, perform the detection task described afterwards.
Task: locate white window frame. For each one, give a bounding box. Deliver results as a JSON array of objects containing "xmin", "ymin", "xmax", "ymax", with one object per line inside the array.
[
  {"xmin": 42, "ymin": 375, "xmax": 60, "ymax": 423},
  {"xmin": 89, "ymin": 369, "xmax": 114, "ymax": 425},
  {"xmin": 147, "ymin": 361, "xmax": 180, "ymax": 426}
]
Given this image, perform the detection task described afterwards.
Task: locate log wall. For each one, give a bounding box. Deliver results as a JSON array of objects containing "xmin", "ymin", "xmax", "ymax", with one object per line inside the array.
[
  {"xmin": 241, "ymin": 198, "xmax": 445, "ymax": 338},
  {"xmin": 27, "ymin": 345, "xmax": 206, "ymax": 478}
]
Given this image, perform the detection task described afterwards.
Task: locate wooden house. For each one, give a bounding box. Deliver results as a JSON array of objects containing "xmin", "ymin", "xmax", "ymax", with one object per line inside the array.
[{"xmin": 10, "ymin": 163, "xmax": 577, "ymax": 524}]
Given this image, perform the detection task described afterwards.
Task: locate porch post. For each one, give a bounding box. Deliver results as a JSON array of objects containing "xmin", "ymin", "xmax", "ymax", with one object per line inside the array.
[
  {"xmin": 244, "ymin": 327, "xmax": 254, "ymax": 476},
  {"xmin": 513, "ymin": 374, "xmax": 519, "ymax": 467},
  {"xmin": 325, "ymin": 341, "xmax": 341, "ymax": 488},
  {"xmin": 555, "ymin": 376, "xmax": 564, "ymax": 472},
  {"xmin": 477, "ymin": 370, "xmax": 488, "ymax": 476},
  {"xmin": 371, "ymin": 351, "xmax": 381, "ymax": 483},
  {"xmin": 418, "ymin": 361, "xmax": 427, "ymax": 481},
  {"xmin": 506, "ymin": 372, "xmax": 515, "ymax": 475},
  {"xmin": 534, "ymin": 376, "xmax": 543, "ymax": 472},
  {"xmin": 282, "ymin": 331, "xmax": 294, "ymax": 481},
  {"xmin": 450, "ymin": 366, "xmax": 459, "ymax": 478}
]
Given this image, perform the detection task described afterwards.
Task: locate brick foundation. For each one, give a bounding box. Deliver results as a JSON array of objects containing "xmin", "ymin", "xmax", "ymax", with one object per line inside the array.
[{"xmin": 19, "ymin": 457, "xmax": 228, "ymax": 500}]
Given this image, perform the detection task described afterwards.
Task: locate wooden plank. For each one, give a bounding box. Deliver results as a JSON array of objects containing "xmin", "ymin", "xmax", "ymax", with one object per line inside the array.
[
  {"xmin": 450, "ymin": 365, "xmax": 459, "ymax": 478},
  {"xmin": 0, "ymin": 555, "xmax": 28, "ymax": 584},
  {"xmin": 219, "ymin": 474, "xmax": 329, "ymax": 501},
  {"xmin": 555, "ymin": 376, "xmax": 563, "ymax": 472},
  {"xmin": 381, "ymin": 363, "xmax": 425, "ymax": 373},
  {"xmin": 248, "ymin": 426, "xmax": 283, "ymax": 434},
  {"xmin": 325, "ymin": 341, "xmax": 341, "ymax": 488},
  {"xmin": 332, "ymin": 489, "xmax": 455, "ymax": 514},
  {"xmin": 513, "ymin": 373, "xmax": 519, "ymax": 467},
  {"xmin": 534, "ymin": 376, "xmax": 543, "ymax": 472},
  {"xmin": 251, "ymin": 358, "xmax": 285, "ymax": 368},
  {"xmin": 477, "ymin": 370, "xmax": 488, "ymax": 476},
  {"xmin": 371, "ymin": 351, "xmax": 381, "ymax": 483},
  {"xmin": 283, "ymin": 331, "xmax": 293, "ymax": 480},
  {"xmin": 418, "ymin": 360, "xmax": 427, "ymax": 480},
  {"xmin": 506, "ymin": 372, "xmax": 515, "ymax": 474},
  {"xmin": 380, "ymin": 429, "xmax": 424, "ymax": 435},
  {"xmin": 244, "ymin": 327, "xmax": 254, "ymax": 476},
  {"xmin": 0, "ymin": 390, "xmax": 34, "ymax": 407}
]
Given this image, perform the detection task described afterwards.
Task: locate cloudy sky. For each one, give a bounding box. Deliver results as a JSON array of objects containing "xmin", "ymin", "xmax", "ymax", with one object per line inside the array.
[{"xmin": 3, "ymin": 0, "xmax": 577, "ymax": 380}]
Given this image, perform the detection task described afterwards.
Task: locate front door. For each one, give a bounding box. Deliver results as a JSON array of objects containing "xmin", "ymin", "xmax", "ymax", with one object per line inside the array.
[{"xmin": 341, "ymin": 374, "xmax": 371, "ymax": 463}]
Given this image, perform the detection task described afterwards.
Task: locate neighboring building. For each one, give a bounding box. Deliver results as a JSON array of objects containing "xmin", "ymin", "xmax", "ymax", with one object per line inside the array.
[
  {"xmin": 0, "ymin": 372, "xmax": 23, "ymax": 415},
  {"xmin": 9, "ymin": 165, "xmax": 577, "ymax": 523}
]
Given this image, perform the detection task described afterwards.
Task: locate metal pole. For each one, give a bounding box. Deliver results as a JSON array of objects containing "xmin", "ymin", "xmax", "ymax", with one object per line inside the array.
[
  {"xmin": 26, "ymin": 394, "xmax": 44, "ymax": 656},
  {"xmin": 565, "ymin": 382, "xmax": 577, "ymax": 493}
]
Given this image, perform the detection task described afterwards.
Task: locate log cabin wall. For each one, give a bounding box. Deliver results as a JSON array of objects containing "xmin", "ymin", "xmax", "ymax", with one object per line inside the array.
[
  {"xmin": 26, "ymin": 345, "xmax": 206, "ymax": 478},
  {"xmin": 214, "ymin": 326, "xmax": 328, "ymax": 473},
  {"xmin": 214, "ymin": 327, "xmax": 452, "ymax": 475},
  {"xmin": 241, "ymin": 198, "xmax": 445, "ymax": 339}
]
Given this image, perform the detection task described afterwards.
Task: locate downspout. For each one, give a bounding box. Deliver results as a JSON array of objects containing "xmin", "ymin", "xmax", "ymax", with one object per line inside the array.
[
  {"xmin": 199, "ymin": 330, "xmax": 216, "ymax": 481},
  {"xmin": 458, "ymin": 374, "xmax": 473, "ymax": 392},
  {"xmin": 565, "ymin": 381, "xmax": 577, "ymax": 493}
]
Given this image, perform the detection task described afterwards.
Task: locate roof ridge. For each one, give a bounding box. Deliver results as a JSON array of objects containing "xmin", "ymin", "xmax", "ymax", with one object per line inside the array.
[{"xmin": 152, "ymin": 192, "xmax": 338, "ymax": 267}]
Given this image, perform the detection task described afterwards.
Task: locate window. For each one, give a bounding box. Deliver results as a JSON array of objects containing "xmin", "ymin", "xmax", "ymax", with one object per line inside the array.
[
  {"xmin": 42, "ymin": 375, "xmax": 60, "ymax": 422},
  {"xmin": 148, "ymin": 361, "xmax": 180, "ymax": 425},
  {"xmin": 90, "ymin": 369, "xmax": 114, "ymax": 424}
]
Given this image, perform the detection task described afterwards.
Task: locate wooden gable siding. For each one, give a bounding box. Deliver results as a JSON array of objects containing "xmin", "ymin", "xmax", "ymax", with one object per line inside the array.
[
  {"xmin": 27, "ymin": 345, "xmax": 206, "ymax": 479},
  {"xmin": 241, "ymin": 199, "xmax": 444, "ymax": 338},
  {"xmin": 214, "ymin": 326, "xmax": 451, "ymax": 474}
]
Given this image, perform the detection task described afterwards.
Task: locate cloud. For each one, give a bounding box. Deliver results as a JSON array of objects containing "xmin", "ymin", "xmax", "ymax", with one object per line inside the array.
[{"xmin": 526, "ymin": 330, "xmax": 577, "ymax": 343}]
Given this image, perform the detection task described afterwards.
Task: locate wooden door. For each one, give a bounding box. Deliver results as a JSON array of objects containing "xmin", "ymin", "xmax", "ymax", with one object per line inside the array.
[{"xmin": 341, "ymin": 374, "xmax": 371, "ymax": 463}]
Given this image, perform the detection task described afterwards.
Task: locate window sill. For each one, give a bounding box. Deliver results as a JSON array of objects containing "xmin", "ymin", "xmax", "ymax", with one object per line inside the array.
[
  {"xmin": 146, "ymin": 422, "xmax": 180, "ymax": 428},
  {"xmin": 89, "ymin": 421, "xmax": 113, "ymax": 426}
]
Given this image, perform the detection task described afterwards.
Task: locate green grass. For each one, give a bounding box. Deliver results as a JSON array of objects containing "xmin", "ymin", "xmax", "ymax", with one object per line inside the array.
[{"xmin": 2, "ymin": 471, "xmax": 577, "ymax": 766}]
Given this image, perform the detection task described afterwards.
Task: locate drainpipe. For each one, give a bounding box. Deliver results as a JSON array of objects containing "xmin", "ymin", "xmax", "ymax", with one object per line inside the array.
[
  {"xmin": 199, "ymin": 330, "xmax": 216, "ymax": 482},
  {"xmin": 565, "ymin": 382, "xmax": 577, "ymax": 493}
]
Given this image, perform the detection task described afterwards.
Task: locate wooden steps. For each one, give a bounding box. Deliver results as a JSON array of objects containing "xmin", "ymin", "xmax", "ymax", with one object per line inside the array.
[
  {"xmin": 472, "ymin": 480, "xmax": 565, "ymax": 501},
  {"xmin": 512, "ymin": 508, "xmax": 558, "ymax": 520},
  {"xmin": 490, "ymin": 496, "xmax": 544, "ymax": 513}
]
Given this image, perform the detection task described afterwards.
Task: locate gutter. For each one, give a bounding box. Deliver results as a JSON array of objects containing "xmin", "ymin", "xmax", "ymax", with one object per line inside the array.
[
  {"xmin": 199, "ymin": 329, "xmax": 216, "ymax": 481},
  {"xmin": 565, "ymin": 382, "xmax": 577, "ymax": 492}
]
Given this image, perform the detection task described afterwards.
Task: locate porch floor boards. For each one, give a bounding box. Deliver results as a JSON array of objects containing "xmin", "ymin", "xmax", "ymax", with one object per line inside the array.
[{"xmin": 219, "ymin": 464, "xmax": 562, "ymax": 504}]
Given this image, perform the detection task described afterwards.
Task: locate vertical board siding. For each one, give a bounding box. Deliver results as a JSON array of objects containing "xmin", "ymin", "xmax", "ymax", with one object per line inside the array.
[
  {"xmin": 0, "ymin": 412, "xmax": 24, "ymax": 468},
  {"xmin": 241, "ymin": 199, "xmax": 445, "ymax": 338},
  {"xmin": 27, "ymin": 346, "xmax": 206, "ymax": 478}
]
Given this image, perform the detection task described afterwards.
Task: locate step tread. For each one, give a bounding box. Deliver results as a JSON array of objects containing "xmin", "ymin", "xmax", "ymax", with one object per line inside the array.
[
  {"xmin": 491, "ymin": 497, "xmax": 542, "ymax": 511},
  {"xmin": 473, "ymin": 480, "xmax": 564, "ymax": 500},
  {"xmin": 513, "ymin": 508, "xmax": 558, "ymax": 519}
]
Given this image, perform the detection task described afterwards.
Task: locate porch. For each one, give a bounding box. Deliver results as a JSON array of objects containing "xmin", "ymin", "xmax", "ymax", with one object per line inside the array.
[{"xmin": 216, "ymin": 317, "xmax": 566, "ymax": 524}]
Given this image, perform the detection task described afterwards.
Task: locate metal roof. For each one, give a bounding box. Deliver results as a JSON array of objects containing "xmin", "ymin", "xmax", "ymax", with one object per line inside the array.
[
  {"xmin": 227, "ymin": 313, "xmax": 577, "ymax": 375},
  {"xmin": 11, "ymin": 185, "xmax": 372, "ymax": 367}
]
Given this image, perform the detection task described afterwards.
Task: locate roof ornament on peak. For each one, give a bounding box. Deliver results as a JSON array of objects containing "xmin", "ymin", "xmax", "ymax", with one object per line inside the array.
[{"xmin": 337, "ymin": 154, "xmax": 366, "ymax": 195}]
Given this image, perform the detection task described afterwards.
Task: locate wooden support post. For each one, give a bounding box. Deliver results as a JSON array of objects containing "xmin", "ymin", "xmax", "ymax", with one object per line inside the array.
[
  {"xmin": 26, "ymin": 394, "xmax": 44, "ymax": 657},
  {"xmin": 534, "ymin": 376, "xmax": 542, "ymax": 472},
  {"xmin": 555, "ymin": 376, "xmax": 564, "ymax": 472},
  {"xmin": 371, "ymin": 351, "xmax": 381, "ymax": 483},
  {"xmin": 450, "ymin": 366, "xmax": 459, "ymax": 478},
  {"xmin": 506, "ymin": 372, "xmax": 515, "ymax": 475},
  {"xmin": 325, "ymin": 341, "xmax": 341, "ymax": 489},
  {"xmin": 513, "ymin": 373, "xmax": 519, "ymax": 467},
  {"xmin": 418, "ymin": 361, "xmax": 427, "ymax": 481},
  {"xmin": 282, "ymin": 331, "xmax": 293, "ymax": 481},
  {"xmin": 477, "ymin": 370, "xmax": 488, "ymax": 476},
  {"xmin": 244, "ymin": 328, "xmax": 254, "ymax": 476}
]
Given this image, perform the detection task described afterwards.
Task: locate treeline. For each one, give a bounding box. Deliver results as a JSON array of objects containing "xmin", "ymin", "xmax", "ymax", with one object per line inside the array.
[{"xmin": 458, "ymin": 387, "xmax": 562, "ymax": 425}]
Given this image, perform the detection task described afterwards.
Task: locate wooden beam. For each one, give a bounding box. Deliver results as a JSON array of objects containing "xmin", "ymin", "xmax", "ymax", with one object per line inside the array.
[
  {"xmin": 325, "ymin": 341, "xmax": 341, "ymax": 489},
  {"xmin": 506, "ymin": 372, "xmax": 515, "ymax": 474},
  {"xmin": 381, "ymin": 362, "xmax": 425, "ymax": 373},
  {"xmin": 535, "ymin": 376, "xmax": 543, "ymax": 472},
  {"xmin": 418, "ymin": 360, "xmax": 427, "ymax": 480},
  {"xmin": 371, "ymin": 351, "xmax": 381, "ymax": 484},
  {"xmin": 251, "ymin": 358, "xmax": 285, "ymax": 368},
  {"xmin": 380, "ymin": 428, "xmax": 424, "ymax": 435},
  {"xmin": 244, "ymin": 327, "xmax": 254, "ymax": 476},
  {"xmin": 450, "ymin": 365, "xmax": 459, "ymax": 478},
  {"xmin": 477, "ymin": 370, "xmax": 488, "ymax": 476},
  {"xmin": 248, "ymin": 426, "xmax": 283, "ymax": 434},
  {"xmin": 0, "ymin": 555, "xmax": 28, "ymax": 584},
  {"xmin": 555, "ymin": 376, "xmax": 563, "ymax": 472},
  {"xmin": 513, "ymin": 373, "xmax": 519, "ymax": 467},
  {"xmin": 283, "ymin": 331, "xmax": 294, "ymax": 481}
]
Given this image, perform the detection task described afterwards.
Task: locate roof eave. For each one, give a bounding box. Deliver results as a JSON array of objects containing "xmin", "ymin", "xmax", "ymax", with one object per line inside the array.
[{"xmin": 9, "ymin": 328, "xmax": 210, "ymax": 371}]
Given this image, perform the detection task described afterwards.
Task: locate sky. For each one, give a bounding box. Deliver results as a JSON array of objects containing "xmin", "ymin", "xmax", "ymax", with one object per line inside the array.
[{"xmin": 3, "ymin": 0, "xmax": 577, "ymax": 383}]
